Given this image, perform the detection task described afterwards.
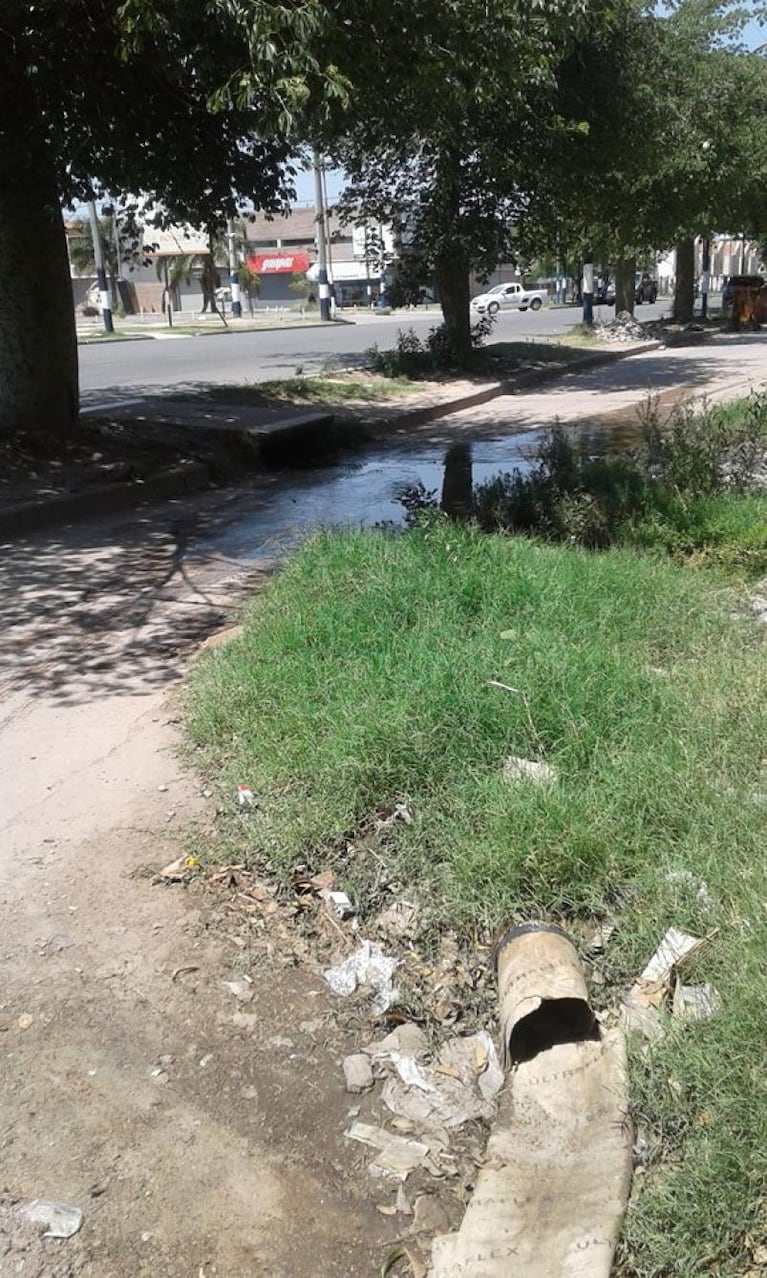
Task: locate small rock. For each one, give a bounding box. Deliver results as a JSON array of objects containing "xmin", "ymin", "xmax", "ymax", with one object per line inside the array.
[
  {"xmin": 343, "ymin": 1053, "xmax": 374, "ymax": 1093},
  {"xmin": 232, "ymin": 1012, "xmax": 259, "ymax": 1031},
  {"xmin": 158, "ymin": 784, "xmax": 169, "ymax": 793},
  {"xmin": 502, "ymin": 755, "xmax": 556, "ymax": 786}
]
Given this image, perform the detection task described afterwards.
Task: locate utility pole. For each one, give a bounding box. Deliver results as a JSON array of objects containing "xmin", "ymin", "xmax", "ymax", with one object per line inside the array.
[
  {"xmin": 227, "ymin": 218, "xmax": 242, "ymax": 317},
  {"xmin": 700, "ymin": 236, "xmax": 711, "ymax": 321},
  {"xmin": 582, "ymin": 252, "xmax": 594, "ymax": 326},
  {"xmin": 87, "ymin": 199, "xmax": 114, "ymax": 333},
  {"xmin": 313, "ymin": 154, "xmax": 331, "ymax": 321},
  {"xmin": 321, "ymin": 164, "xmax": 336, "ymax": 315}
]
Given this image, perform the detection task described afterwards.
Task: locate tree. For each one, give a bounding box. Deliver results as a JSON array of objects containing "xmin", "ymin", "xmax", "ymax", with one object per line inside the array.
[
  {"xmin": 521, "ymin": 1, "xmax": 767, "ymax": 321},
  {"xmin": 0, "ymin": 0, "xmax": 339, "ymax": 436},
  {"xmin": 306, "ymin": 0, "xmax": 623, "ymax": 363}
]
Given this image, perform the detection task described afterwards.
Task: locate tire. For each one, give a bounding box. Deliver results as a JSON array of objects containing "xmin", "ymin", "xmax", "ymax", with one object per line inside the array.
[
  {"xmin": 488, "ymin": 301, "xmax": 499, "ymax": 317},
  {"xmin": 530, "ymin": 297, "xmax": 542, "ymax": 311}
]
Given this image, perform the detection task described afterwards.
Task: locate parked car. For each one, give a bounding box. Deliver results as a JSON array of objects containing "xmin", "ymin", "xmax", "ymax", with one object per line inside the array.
[
  {"xmin": 594, "ymin": 279, "xmax": 615, "ymax": 305},
  {"xmin": 470, "ymin": 281, "xmax": 548, "ymax": 316},
  {"xmin": 635, "ymin": 273, "xmax": 658, "ymax": 304}
]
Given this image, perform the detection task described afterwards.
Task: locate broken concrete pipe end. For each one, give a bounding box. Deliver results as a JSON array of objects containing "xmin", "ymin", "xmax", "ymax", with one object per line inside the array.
[{"xmin": 493, "ymin": 921, "xmax": 600, "ymax": 1069}]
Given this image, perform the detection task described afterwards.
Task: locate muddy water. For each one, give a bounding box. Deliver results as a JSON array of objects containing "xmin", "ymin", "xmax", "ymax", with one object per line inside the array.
[{"xmin": 194, "ymin": 413, "xmax": 646, "ymax": 564}]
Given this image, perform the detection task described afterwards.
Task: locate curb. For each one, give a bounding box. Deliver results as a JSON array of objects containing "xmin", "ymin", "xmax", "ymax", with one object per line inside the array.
[
  {"xmin": 1, "ymin": 461, "xmax": 213, "ymax": 538},
  {"xmin": 77, "ymin": 318, "xmax": 352, "ymax": 345},
  {"xmin": 373, "ymin": 340, "xmax": 660, "ymax": 432}
]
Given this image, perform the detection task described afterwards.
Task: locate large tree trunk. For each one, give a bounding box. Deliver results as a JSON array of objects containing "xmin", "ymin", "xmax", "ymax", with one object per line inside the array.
[
  {"xmin": 614, "ymin": 255, "xmax": 636, "ymax": 315},
  {"xmin": 672, "ymin": 239, "xmax": 695, "ymax": 323},
  {"xmin": 0, "ymin": 117, "xmax": 78, "ymax": 437},
  {"xmin": 435, "ymin": 252, "xmax": 472, "ymax": 366}
]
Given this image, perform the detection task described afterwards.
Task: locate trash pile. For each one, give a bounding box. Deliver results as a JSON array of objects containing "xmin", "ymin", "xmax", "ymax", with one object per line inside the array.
[
  {"xmin": 344, "ymin": 1023, "xmax": 504, "ymax": 1184},
  {"xmin": 594, "ymin": 310, "xmax": 649, "ymax": 343}
]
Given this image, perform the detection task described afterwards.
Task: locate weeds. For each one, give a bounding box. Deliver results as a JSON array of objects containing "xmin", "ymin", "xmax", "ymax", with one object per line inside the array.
[
  {"xmin": 366, "ymin": 315, "xmax": 496, "ymax": 377},
  {"xmin": 460, "ymin": 392, "xmax": 767, "ymax": 572}
]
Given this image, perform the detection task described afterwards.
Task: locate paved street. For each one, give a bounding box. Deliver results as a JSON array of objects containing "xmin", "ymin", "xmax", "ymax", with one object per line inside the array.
[{"xmin": 79, "ymin": 301, "xmax": 667, "ymax": 408}]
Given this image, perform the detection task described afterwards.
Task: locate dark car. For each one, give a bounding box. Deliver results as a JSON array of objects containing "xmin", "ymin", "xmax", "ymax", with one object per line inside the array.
[{"xmin": 634, "ymin": 273, "xmax": 658, "ymax": 304}]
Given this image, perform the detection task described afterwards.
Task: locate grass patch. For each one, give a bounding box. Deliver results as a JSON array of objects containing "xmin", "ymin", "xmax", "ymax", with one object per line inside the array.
[
  {"xmin": 187, "ymin": 521, "xmax": 767, "ymax": 1273},
  {"xmin": 180, "ymin": 371, "xmax": 422, "ymax": 406}
]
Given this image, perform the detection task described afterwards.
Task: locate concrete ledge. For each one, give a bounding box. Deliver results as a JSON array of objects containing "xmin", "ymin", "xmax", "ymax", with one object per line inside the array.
[{"xmin": 1, "ymin": 461, "xmax": 212, "ymax": 538}]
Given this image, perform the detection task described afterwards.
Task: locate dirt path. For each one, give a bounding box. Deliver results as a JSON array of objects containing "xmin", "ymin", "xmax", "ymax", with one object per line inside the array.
[{"xmin": 0, "ymin": 514, "xmax": 394, "ymax": 1276}]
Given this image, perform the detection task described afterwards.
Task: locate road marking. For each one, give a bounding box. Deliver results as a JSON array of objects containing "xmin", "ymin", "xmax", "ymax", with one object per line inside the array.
[{"xmin": 80, "ymin": 397, "xmax": 151, "ymax": 415}]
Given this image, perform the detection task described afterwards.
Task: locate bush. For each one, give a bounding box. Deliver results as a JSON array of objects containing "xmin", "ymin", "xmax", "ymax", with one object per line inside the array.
[
  {"xmin": 466, "ymin": 394, "xmax": 767, "ymax": 565},
  {"xmin": 366, "ymin": 315, "xmax": 496, "ymax": 377}
]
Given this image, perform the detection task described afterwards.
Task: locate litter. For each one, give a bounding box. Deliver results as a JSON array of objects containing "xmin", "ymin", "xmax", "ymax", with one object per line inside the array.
[
  {"xmin": 345, "ymin": 1120, "xmax": 429, "ymax": 1181},
  {"xmin": 392, "ymin": 1053, "xmax": 436, "ymax": 1093},
  {"xmin": 320, "ymin": 889, "xmax": 355, "ymax": 919},
  {"xmin": 343, "ymin": 1053, "xmax": 374, "ymax": 1093},
  {"xmin": 18, "ymin": 1199, "xmax": 83, "ymax": 1239},
  {"xmin": 623, "ymin": 926, "xmax": 706, "ymax": 1038},
  {"xmin": 381, "ymin": 1032, "xmax": 503, "ymax": 1130},
  {"xmin": 431, "ymin": 921, "xmax": 631, "ymax": 1278},
  {"xmin": 502, "ymin": 755, "xmax": 557, "ymax": 786},
  {"xmin": 237, "ymin": 784, "xmax": 255, "ymax": 806},
  {"xmin": 17, "ymin": 1013, "xmax": 34, "ymax": 1030},
  {"xmin": 672, "ymin": 980, "xmax": 720, "ymax": 1021},
  {"xmin": 159, "ymin": 855, "xmax": 198, "ymax": 881},
  {"xmin": 324, "ymin": 941, "xmax": 399, "ymax": 1012}
]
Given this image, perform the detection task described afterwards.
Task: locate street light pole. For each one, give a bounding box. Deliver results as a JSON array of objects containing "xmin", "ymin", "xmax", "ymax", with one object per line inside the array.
[
  {"xmin": 87, "ymin": 199, "xmax": 114, "ymax": 333},
  {"xmin": 227, "ymin": 218, "xmax": 242, "ymax": 318},
  {"xmin": 313, "ymin": 154, "xmax": 331, "ymax": 321},
  {"xmin": 700, "ymin": 236, "xmax": 711, "ymax": 321}
]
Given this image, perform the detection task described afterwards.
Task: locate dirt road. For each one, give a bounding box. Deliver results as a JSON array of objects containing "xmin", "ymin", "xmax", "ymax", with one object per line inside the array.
[{"xmin": 0, "ymin": 511, "xmax": 394, "ymax": 1276}]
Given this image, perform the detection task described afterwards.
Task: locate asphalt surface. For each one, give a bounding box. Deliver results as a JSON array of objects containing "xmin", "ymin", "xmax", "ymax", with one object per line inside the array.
[{"xmin": 79, "ymin": 301, "xmax": 668, "ymax": 408}]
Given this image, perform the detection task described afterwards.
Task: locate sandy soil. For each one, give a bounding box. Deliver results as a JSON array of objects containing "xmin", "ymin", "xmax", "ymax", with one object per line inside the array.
[{"xmin": 0, "ymin": 514, "xmax": 395, "ymax": 1277}]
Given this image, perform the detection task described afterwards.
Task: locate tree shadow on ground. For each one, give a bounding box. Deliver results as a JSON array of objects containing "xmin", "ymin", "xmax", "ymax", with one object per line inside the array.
[{"xmin": 0, "ymin": 502, "xmax": 270, "ymax": 709}]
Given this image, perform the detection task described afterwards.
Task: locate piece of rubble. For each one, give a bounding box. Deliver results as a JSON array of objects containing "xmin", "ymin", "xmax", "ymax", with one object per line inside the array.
[
  {"xmin": 502, "ymin": 755, "xmax": 557, "ymax": 786},
  {"xmin": 343, "ymin": 1053, "xmax": 374, "ymax": 1093},
  {"xmin": 364, "ymin": 1023, "xmax": 428, "ymax": 1058}
]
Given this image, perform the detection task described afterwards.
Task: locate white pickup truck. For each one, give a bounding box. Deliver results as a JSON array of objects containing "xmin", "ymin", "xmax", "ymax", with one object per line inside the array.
[{"xmin": 470, "ymin": 281, "xmax": 548, "ymax": 316}]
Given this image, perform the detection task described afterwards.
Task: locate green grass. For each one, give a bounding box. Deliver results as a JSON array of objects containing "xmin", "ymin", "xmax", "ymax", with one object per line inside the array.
[{"xmin": 186, "ymin": 522, "xmax": 767, "ymax": 1275}]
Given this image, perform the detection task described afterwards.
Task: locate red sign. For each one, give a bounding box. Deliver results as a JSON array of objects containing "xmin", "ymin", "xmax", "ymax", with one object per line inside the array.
[{"xmin": 247, "ymin": 251, "xmax": 311, "ymax": 275}]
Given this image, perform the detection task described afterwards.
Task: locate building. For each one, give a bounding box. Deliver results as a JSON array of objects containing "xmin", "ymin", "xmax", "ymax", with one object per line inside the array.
[{"xmin": 244, "ymin": 206, "xmax": 395, "ymax": 306}]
